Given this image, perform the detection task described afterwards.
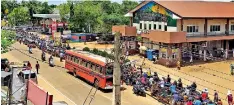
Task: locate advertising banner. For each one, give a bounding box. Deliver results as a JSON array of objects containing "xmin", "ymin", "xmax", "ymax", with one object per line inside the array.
[
  {"xmin": 51, "ymin": 21, "xmax": 57, "ymax": 40},
  {"xmin": 27, "ymin": 80, "xmax": 53, "ymax": 105}
]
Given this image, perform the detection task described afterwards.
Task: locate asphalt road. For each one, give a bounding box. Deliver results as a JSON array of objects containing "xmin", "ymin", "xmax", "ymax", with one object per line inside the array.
[{"xmin": 2, "ymin": 42, "xmax": 160, "ymax": 105}]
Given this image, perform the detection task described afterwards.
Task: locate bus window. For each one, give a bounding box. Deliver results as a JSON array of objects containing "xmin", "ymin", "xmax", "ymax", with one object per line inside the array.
[
  {"xmin": 100, "ymin": 67, "xmax": 103, "ymax": 74},
  {"xmin": 85, "ymin": 62, "xmax": 88, "ymax": 67},
  {"xmin": 75, "ymin": 57, "xmax": 79, "ymax": 64},
  {"xmin": 87, "ymin": 62, "xmax": 91, "ymax": 68},
  {"xmin": 73, "ymin": 56, "xmax": 76, "ymax": 62},
  {"xmin": 78, "ymin": 57, "xmax": 81, "ymax": 64},
  {"xmin": 106, "ymin": 66, "xmax": 113, "ymax": 76},
  {"xmin": 92, "ymin": 64, "xmax": 96, "ymax": 71},
  {"xmin": 79, "ymin": 58, "xmax": 82, "ymax": 64},
  {"xmin": 82, "ymin": 60, "xmax": 86, "ymax": 67},
  {"xmin": 90, "ymin": 64, "xmax": 93, "ymax": 69},
  {"xmin": 96, "ymin": 65, "xmax": 100, "ymax": 72},
  {"xmin": 97, "ymin": 66, "xmax": 103, "ymax": 74},
  {"xmin": 70, "ymin": 56, "xmax": 73, "ymax": 61}
]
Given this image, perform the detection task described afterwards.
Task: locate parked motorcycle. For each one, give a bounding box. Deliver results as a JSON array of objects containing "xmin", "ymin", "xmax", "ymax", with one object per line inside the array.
[{"xmin": 132, "ymin": 84, "xmax": 146, "ymax": 97}]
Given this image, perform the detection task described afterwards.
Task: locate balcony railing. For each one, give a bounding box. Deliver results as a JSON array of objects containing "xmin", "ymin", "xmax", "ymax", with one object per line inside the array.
[
  {"xmin": 207, "ymin": 32, "xmax": 225, "ymax": 36},
  {"xmin": 229, "ymin": 31, "xmax": 234, "ymax": 35},
  {"xmin": 187, "ymin": 31, "xmax": 230, "ymax": 37},
  {"xmin": 186, "ymin": 32, "xmax": 205, "ymax": 37}
]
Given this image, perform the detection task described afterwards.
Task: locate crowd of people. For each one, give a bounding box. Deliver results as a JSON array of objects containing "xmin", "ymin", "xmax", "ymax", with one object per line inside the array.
[{"xmin": 122, "ymin": 64, "xmax": 233, "ymax": 105}]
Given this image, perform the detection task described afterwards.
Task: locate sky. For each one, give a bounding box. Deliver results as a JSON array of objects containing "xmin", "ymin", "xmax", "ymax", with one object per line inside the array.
[{"xmin": 16, "ymin": 0, "xmax": 232, "ymax": 5}]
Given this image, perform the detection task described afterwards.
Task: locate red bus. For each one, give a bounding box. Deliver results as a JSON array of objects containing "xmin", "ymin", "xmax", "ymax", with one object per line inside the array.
[{"xmin": 65, "ymin": 50, "xmax": 114, "ymax": 89}]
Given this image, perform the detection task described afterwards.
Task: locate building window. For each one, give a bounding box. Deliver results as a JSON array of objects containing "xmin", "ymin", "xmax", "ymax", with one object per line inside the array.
[
  {"xmin": 164, "ymin": 26, "xmax": 167, "ymax": 31},
  {"xmin": 187, "ymin": 26, "xmax": 199, "ymax": 33},
  {"xmin": 154, "ymin": 24, "xmax": 156, "ymax": 30},
  {"xmin": 231, "ymin": 25, "xmax": 234, "ymax": 31},
  {"xmin": 144, "ymin": 24, "xmax": 147, "ymax": 30},
  {"xmin": 149, "ymin": 24, "xmax": 151, "ymax": 30},
  {"xmin": 210, "ymin": 25, "xmax": 220, "ymax": 32},
  {"xmin": 159, "ymin": 25, "xmax": 161, "ymax": 29},
  {"xmin": 140, "ymin": 23, "xmax": 142, "ymax": 29}
]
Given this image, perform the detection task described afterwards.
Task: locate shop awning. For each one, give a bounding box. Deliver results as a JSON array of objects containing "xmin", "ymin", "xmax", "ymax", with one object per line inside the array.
[{"xmin": 33, "ymin": 14, "xmax": 60, "ymax": 19}]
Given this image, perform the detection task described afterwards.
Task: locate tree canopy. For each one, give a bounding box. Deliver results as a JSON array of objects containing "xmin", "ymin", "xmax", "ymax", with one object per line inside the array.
[
  {"xmin": 1, "ymin": 0, "xmax": 138, "ymax": 32},
  {"xmin": 8, "ymin": 6, "xmax": 30, "ymax": 26},
  {"xmin": 57, "ymin": 0, "xmax": 138, "ymax": 33},
  {"xmin": 2, "ymin": 0, "xmax": 57, "ymax": 26},
  {"xmin": 1, "ymin": 30, "xmax": 16, "ymax": 53}
]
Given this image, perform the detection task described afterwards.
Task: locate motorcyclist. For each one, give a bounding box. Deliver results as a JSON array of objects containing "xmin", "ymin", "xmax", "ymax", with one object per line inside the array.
[
  {"xmin": 49, "ymin": 55, "xmax": 54, "ymax": 67},
  {"xmin": 28, "ymin": 46, "xmax": 32, "ymax": 54},
  {"xmin": 191, "ymin": 81, "xmax": 197, "ymax": 91},
  {"xmin": 66, "ymin": 43, "xmax": 71, "ymax": 50},
  {"xmin": 41, "ymin": 51, "xmax": 46, "ymax": 61},
  {"xmin": 178, "ymin": 78, "xmax": 183, "ymax": 90}
]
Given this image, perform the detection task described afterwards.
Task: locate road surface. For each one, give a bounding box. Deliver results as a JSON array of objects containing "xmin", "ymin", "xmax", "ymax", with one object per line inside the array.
[{"xmin": 2, "ymin": 42, "xmax": 161, "ymax": 105}]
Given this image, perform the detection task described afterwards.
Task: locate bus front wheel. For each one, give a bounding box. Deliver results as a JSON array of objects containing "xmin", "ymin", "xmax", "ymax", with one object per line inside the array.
[
  {"xmin": 94, "ymin": 79, "xmax": 99, "ymax": 88},
  {"xmin": 73, "ymin": 70, "xmax": 76, "ymax": 77}
]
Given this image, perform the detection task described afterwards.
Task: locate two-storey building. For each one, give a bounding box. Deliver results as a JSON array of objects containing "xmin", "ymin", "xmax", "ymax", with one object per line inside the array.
[{"xmin": 112, "ymin": 1, "xmax": 234, "ymax": 67}]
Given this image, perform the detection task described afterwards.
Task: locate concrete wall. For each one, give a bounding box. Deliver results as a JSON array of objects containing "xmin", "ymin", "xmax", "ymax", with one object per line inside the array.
[{"xmin": 177, "ymin": 19, "xmax": 182, "ymax": 32}]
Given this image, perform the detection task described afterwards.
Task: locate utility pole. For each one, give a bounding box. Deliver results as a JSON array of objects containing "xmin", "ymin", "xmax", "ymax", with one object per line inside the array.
[{"xmin": 112, "ymin": 32, "xmax": 121, "ymax": 105}]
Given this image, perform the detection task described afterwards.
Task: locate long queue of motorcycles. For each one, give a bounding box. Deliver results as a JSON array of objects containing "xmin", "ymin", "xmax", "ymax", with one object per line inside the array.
[{"xmin": 16, "ymin": 30, "xmax": 68, "ymax": 67}]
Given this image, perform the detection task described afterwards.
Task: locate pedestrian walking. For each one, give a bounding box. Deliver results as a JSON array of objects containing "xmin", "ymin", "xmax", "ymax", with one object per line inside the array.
[
  {"xmin": 231, "ymin": 64, "xmax": 234, "ymax": 75},
  {"xmin": 214, "ymin": 90, "xmax": 219, "ymax": 103},
  {"xmin": 227, "ymin": 90, "xmax": 233, "ymax": 105},
  {"xmin": 60, "ymin": 51, "xmax": 63, "ymax": 62},
  {"xmin": 35, "ymin": 61, "xmax": 40, "ymax": 74},
  {"xmin": 27, "ymin": 61, "xmax": 32, "ymax": 69},
  {"xmin": 177, "ymin": 60, "xmax": 181, "ymax": 70}
]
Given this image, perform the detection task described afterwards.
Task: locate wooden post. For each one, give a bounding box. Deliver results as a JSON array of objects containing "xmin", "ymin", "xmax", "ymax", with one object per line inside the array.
[
  {"xmin": 204, "ymin": 18, "xmax": 208, "ymax": 36},
  {"xmin": 112, "ymin": 32, "xmax": 121, "ymax": 105}
]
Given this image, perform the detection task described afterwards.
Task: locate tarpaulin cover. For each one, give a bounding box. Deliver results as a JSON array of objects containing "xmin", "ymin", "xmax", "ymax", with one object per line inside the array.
[{"xmin": 27, "ymin": 80, "xmax": 53, "ymax": 105}]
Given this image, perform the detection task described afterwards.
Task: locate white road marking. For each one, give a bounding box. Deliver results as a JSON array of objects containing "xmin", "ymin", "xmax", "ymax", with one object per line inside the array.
[{"xmin": 37, "ymin": 75, "xmax": 78, "ymax": 105}]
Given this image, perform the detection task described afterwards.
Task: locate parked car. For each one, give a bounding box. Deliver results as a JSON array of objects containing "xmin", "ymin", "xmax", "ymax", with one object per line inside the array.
[
  {"xmin": 1, "ymin": 58, "xmax": 9, "ymax": 71},
  {"xmin": 18, "ymin": 70, "xmax": 38, "ymax": 84}
]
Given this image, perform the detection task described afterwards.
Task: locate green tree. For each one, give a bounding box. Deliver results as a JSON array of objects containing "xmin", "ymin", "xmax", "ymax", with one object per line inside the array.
[
  {"xmin": 58, "ymin": 1, "xmax": 139, "ymax": 33},
  {"xmin": 1, "ymin": 30, "xmax": 16, "ymax": 53},
  {"xmin": 8, "ymin": 6, "xmax": 30, "ymax": 26},
  {"xmin": 57, "ymin": 3, "xmax": 70, "ymax": 22},
  {"xmin": 1, "ymin": 0, "xmax": 19, "ymax": 17}
]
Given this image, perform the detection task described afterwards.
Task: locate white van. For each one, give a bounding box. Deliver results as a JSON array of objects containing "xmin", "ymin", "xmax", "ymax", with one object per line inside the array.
[{"xmin": 18, "ymin": 70, "xmax": 38, "ymax": 84}]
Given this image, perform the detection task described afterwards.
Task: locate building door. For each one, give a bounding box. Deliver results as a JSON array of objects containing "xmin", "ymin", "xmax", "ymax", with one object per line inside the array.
[{"xmin": 229, "ymin": 40, "xmax": 234, "ymax": 50}]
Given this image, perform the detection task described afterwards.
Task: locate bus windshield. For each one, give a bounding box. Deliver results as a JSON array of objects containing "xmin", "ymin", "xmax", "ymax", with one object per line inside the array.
[{"xmin": 106, "ymin": 66, "xmax": 113, "ymax": 76}]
